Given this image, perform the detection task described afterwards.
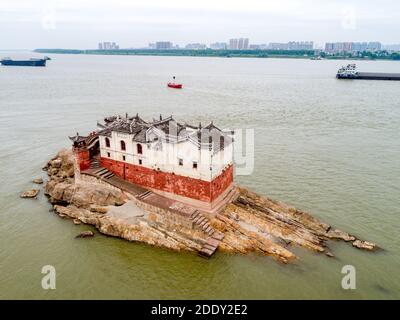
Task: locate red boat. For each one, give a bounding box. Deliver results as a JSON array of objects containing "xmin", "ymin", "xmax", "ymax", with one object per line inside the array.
[{"xmin": 167, "ymin": 83, "xmax": 183, "ymax": 89}]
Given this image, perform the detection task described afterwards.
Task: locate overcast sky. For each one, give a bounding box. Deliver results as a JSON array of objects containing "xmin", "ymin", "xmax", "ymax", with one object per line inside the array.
[{"xmin": 1, "ymin": 0, "xmax": 399, "ymax": 49}]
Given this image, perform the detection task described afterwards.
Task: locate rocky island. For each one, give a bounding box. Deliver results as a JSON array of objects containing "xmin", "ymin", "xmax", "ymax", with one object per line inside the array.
[
  {"xmin": 42, "ymin": 148, "xmax": 377, "ymax": 263},
  {"xmin": 37, "ymin": 113, "xmax": 377, "ymax": 263}
]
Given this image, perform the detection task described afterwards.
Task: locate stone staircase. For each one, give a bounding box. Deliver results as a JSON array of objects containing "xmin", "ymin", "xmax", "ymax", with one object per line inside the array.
[
  {"xmin": 89, "ymin": 158, "xmax": 101, "ymax": 169},
  {"xmin": 209, "ymin": 185, "xmax": 240, "ymax": 215},
  {"xmin": 190, "ymin": 210, "xmax": 225, "ymax": 257},
  {"xmin": 191, "ymin": 210, "xmax": 214, "ymax": 236},
  {"xmin": 136, "ymin": 190, "xmax": 153, "ymax": 201},
  {"xmin": 92, "ymin": 167, "xmax": 114, "ymax": 179},
  {"xmin": 222, "ymin": 185, "xmax": 240, "ymax": 205},
  {"xmin": 200, "ymin": 236, "xmax": 223, "ymax": 258}
]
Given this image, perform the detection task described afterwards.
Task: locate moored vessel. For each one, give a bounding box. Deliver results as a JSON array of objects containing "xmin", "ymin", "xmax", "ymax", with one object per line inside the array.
[
  {"xmin": 0, "ymin": 56, "xmax": 51, "ymax": 67},
  {"xmin": 336, "ymin": 64, "xmax": 400, "ymax": 81}
]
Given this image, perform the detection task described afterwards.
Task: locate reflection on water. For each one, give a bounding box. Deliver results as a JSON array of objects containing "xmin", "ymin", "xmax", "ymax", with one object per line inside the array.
[{"xmin": 0, "ymin": 52, "xmax": 399, "ymax": 299}]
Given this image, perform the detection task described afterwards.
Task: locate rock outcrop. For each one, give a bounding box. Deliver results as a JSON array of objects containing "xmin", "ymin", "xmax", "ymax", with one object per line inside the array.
[
  {"xmin": 20, "ymin": 189, "xmax": 40, "ymax": 198},
  {"xmin": 42, "ymin": 149, "xmax": 378, "ymax": 263},
  {"xmin": 210, "ymin": 188, "xmax": 378, "ymax": 263},
  {"xmin": 76, "ymin": 230, "xmax": 94, "ymax": 238},
  {"xmin": 33, "ymin": 178, "xmax": 44, "ymax": 184},
  {"xmin": 44, "ymin": 149, "xmax": 127, "ymax": 208}
]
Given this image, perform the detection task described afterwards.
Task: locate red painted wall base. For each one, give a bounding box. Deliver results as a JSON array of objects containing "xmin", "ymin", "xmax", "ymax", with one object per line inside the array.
[
  {"xmin": 74, "ymin": 148, "xmax": 91, "ymax": 171},
  {"xmin": 100, "ymin": 157, "xmax": 233, "ymax": 202}
]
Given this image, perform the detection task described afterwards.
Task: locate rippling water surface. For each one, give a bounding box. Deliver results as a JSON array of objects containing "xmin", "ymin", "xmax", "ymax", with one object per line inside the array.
[{"xmin": 0, "ymin": 52, "xmax": 399, "ymax": 299}]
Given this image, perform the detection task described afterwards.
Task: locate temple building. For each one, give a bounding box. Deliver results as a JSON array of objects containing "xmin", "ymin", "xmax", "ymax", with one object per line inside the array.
[{"xmin": 70, "ymin": 114, "xmax": 234, "ymax": 209}]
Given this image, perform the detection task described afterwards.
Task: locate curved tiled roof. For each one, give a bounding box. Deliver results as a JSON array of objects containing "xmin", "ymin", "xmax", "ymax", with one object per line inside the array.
[{"xmin": 96, "ymin": 113, "xmax": 233, "ymax": 148}]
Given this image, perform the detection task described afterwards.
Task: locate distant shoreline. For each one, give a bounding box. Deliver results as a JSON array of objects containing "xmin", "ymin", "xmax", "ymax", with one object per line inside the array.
[{"xmin": 34, "ymin": 48, "xmax": 400, "ymax": 61}]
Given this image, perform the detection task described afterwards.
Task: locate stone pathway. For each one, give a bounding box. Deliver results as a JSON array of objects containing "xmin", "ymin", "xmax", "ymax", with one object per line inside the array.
[{"xmin": 106, "ymin": 200, "xmax": 147, "ymax": 223}]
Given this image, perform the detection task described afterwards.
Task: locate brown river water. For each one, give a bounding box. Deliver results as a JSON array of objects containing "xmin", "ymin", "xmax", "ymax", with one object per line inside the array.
[{"xmin": 0, "ymin": 52, "xmax": 399, "ymax": 299}]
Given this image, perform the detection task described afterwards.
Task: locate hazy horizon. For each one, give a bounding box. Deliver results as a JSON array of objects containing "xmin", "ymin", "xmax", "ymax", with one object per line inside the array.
[{"xmin": 1, "ymin": 0, "xmax": 399, "ymax": 50}]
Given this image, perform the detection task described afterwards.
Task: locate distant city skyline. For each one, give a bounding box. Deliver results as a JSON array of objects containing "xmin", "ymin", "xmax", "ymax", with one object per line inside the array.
[
  {"xmin": 1, "ymin": 0, "xmax": 400, "ymax": 50},
  {"xmin": 98, "ymin": 40, "xmax": 400, "ymax": 53}
]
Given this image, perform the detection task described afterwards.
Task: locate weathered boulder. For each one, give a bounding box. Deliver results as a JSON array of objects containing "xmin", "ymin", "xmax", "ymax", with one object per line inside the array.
[
  {"xmin": 90, "ymin": 205, "xmax": 108, "ymax": 214},
  {"xmin": 76, "ymin": 231, "xmax": 94, "ymax": 238},
  {"xmin": 20, "ymin": 189, "xmax": 40, "ymax": 198},
  {"xmin": 352, "ymin": 240, "xmax": 377, "ymax": 251},
  {"xmin": 45, "ymin": 149, "xmax": 75, "ymax": 180},
  {"xmin": 326, "ymin": 229, "xmax": 356, "ymax": 242},
  {"xmin": 33, "ymin": 178, "xmax": 44, "ymax": 184},
  {"xmin": 46, "ymin": 180, "xmax": 126, "ymax": 208},
  {"xmin": 47, "ymin": 181, "xmax": 73, "ymax": 204},
  {"xmin": 51, "ymin": 159, "xmax": 62, "ymax": 168}
]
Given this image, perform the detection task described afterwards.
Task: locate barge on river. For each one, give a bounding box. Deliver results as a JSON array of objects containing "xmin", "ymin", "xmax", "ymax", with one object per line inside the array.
[
  {"xmin": 0, "ymin": 56, "xmax": 51, "ymax": 67},
  {"xmin": 336, "ymin": 64, "xmax": 400, "ymax": 81}
]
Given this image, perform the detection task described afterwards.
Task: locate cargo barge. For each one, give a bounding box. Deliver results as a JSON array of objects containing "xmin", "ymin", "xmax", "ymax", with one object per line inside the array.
[
  {"xmin": 0, "ymin": 56, "xmax": 51, "ymax": 67},
  {"xmin": 337, "ymin": 64, "xmax": 400, "ymax": 81}
]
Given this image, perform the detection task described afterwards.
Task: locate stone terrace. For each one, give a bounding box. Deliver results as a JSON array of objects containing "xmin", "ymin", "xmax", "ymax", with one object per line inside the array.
[{"xmin": 81, "ymin": 166, "xmax": 234, "ymax": 257}]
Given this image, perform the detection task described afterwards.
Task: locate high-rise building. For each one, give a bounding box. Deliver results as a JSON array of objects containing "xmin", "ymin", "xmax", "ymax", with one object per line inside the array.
[
  {"xmin": 243, "ymin": 38, "xmax": 249, "ymax": 49},
  {"xmin": 287, "ymin": 41, "xmax": 314, "ymax": 50},
  {"xmin": 367, "ymin": 42, "xmax": 382, "ymax": 51},
  {"xmin": 383, "ymin": 44, "xmax": 400, "ymax": 52},
  {"xmin": 352, "ymin": 42, "xmax": 368, "ymax": 52},
  {"xmin": 98, "ymin": 42, "xmax": 119, "ymax": 50},
  {"xmin": 268, "ymin": 43, "xmax": 289, "ymax": 50},
  {"xmin": 229, "ymin": 39, "xmax": 239, "ymax": 50},
  {"xmin": 251, "ymin": 44, "xmax": 269, "ymax": 50},
  {"xmin": 324, "ymin": 43, "xmax": 334, "ymax": 52},
  {"xmin": 268, "ymin": 41, "xmax": 313, "ymax": 50},
  {"xmin": 228, "ymin": 38, "xmax": 249, "ymax": 50},
  {"xmin": 249, "ymin": 44, "xmax": 261, "ymax": 50},
  {"xmin": 155, "ymin": 41, "xmax": 173, "ymax": 50},
  {"xmin": 324, "ymin": 42, "xmax": 382, "ymax": 53},
  {"xmin": 185, "ymin": 43, "xmax": 207, "ymax": 50},
  {"xmin": 238, "ymin": 38, "xmax": 244, "ymax": 49},
  {"xmin": 210, "ymin": 42, "xmax": 227, "ymax": 50}
]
